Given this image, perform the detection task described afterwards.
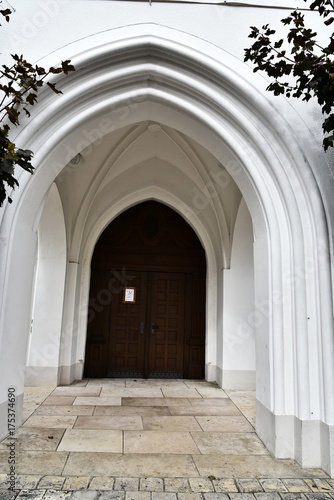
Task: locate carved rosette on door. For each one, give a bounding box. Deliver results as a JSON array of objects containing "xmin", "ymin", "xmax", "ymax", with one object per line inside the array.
[{"xmin": 84, "ymin": 201, "xmax": 206, "ymax": 379}]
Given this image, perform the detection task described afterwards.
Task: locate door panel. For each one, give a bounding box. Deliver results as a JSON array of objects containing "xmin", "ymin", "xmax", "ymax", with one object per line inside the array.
[
  {"xmin": 84, "ymin": 268, "xmax": 205, "ymax": 379},
  {"xmin": 84, "ymin": 269, "xmax": 112, "ymax": 378},
  {"xmin": 185, "ymin": 273, "xmax": 206, "ymax": 379},
  {"xmin": 147, "ymin": 272, "xmax": 185, "ymax": 378},
  {"xmin": 107, "ymin": 270, "xmax": 147, "ymax": 377}
]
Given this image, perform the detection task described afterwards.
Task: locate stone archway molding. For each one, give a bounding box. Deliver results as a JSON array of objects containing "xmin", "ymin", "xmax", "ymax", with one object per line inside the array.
[{"xmin": 0, "ymin": 25, "xmax": 333, "ymax": 475}]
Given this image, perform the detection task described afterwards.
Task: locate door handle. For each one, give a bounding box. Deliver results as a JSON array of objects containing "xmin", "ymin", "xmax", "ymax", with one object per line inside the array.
[
  {"xmin": 140, "ymin": 321, "xmax": 145, "ymax": 334},
  {"xmin": 151, "ymin": 321, "xmax": 156, "ymax": 335}
]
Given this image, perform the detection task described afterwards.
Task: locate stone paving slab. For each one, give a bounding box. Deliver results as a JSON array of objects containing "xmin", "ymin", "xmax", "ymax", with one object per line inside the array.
[
  {"xmin": 259, "ymin": 481, "xmax": 288, "ymax": 493},
  {"xmin": 89, "ymin": 477, "xmax": 115, "ymax": 490},
  {"xmin": 114, "ymin": 479, "xmax": 140, "ymax": 491},
  {"xmin": 0, "ymin": 451, "xmax": 69, "ymax": 476},
  {"xmin": 211, "ymin": 479, "xmax": 238, "ymax": 493},
  {"xmin": 164, "ymin": 479, "xmax": 192, "ymax": 493},
  {"xmin": 63, "ymin": 454, "xmax": 200, "ymax": 477},
  {"xmin": 280, "ymin": 495, "xmax": 308, "ymax": 500},
  {"xmin": 304, "ymin": 480, "xmax": 333, "ymax": 493},
  {"xmin": 0, "ymin": 429, "xmax": 65, "ymax": 453},
  {"xmin": 99, "ymin": 493, "xmax": 125, "ymax": 499},
  {"xmin": 236, "ymin": 480, "xmax": 263, "ymax": 493},
  {"xmin": 36, "ymin": 476, "xmax": 65, "ymax": 489},
  {"xmin": 22, "ymin": 416, "xmax": 76, "ymax": 429},
  {"xmin": 152, "ymin": 494, "xmax": 177, "ymax": 499},
  {"xmin": 192, "ymin": 455, "xmax": 329, "ymax": 479},
  {"xmin": 123, "ymin": 431, "xmax": 201, "ymax": 455},
  {"xmin": 282, "ymin": 481, "xmax": 311, "ymax": 493},
  {"xmin": 203, "ymin": 494, "xmax": 229, "ymax": 500},
  {"xmin": 189, "ymin": 478, "xmax": 214, "ymax": 493},
  {"xmin": 140, "ymin": 478, "xmax": 164, "ymax": 492},
  {"xmin": 51, "ymin": 387, "xmax": 101, "ymax": 398}
]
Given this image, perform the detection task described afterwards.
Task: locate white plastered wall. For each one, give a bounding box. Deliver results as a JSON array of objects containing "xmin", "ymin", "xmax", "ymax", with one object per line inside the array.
[
  {"xmin": 0, "ymin": 11, "xmax": 333, "ymax": 476},
  {"xmin": 223, "ymin": 199, "xmax": 255, "ymax": 389},
  {"xmin": 25, "ymin": 184, "xmax": 67, "ymax": 386}
]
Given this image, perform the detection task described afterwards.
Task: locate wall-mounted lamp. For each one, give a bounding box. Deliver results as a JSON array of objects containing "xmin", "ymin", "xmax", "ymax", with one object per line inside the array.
[
  {"xmin": 148, "ymin": 123, "xmax": 161, "ymax": 133},
  {"xmin": 70, "ymin": 153, "xmax": 83, "ymax": 165}
]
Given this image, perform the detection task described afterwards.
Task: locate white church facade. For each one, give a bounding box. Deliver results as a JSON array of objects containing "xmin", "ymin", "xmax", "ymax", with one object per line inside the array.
[{"xmin": 0, "ymin": 0, "xmax": 334, "ymax": 477}]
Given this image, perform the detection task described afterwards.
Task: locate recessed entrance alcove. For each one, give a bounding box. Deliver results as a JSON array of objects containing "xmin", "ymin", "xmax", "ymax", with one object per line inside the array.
[{"xmin": 84, "ymin": 200, "xmax": 207, "ymax": 380}]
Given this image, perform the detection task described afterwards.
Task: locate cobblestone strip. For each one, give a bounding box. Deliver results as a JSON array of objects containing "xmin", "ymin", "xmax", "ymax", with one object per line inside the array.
[
  {"xmin": 0, "ymin": 476, "xmax": 333, "ymax": 500},
  {"xmin": 1, "ymin": 489, "xmax": 334, "ymax": 499}
]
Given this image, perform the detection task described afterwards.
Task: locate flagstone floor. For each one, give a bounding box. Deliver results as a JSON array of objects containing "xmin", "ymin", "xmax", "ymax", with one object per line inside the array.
[{"xmin": 0, "ymin": 379, "xmax": 332, "ymax": 499}]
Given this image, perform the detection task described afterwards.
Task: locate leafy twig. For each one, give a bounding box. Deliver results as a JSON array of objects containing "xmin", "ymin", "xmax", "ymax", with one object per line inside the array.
[
  {"xmin": 244, "ymin": 0, "xmax": 334, "ymax": 151},
  {"xmin": 0, "ymin": 2, "xmax": 75, "ymax": 206}
]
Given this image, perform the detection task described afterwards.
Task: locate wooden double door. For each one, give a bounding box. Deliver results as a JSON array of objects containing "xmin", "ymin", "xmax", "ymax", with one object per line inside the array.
[
  {"xmin": 109, "ymin": 269, "xmax": 185, "ymax": 378},
  {"xmin": 84, "ymin": 201, "xmax": 206, "ymax": 379}
]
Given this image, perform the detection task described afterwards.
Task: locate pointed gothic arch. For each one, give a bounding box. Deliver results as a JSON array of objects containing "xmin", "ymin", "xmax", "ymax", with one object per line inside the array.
[{"xmin": 0, "ymin": 27, "xmax": 333, "ymax": 475}]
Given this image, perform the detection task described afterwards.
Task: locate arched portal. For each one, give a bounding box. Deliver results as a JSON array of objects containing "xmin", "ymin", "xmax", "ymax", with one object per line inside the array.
[
  {"xmin": 84, "ymin": 201, "xmax": 206, "ymax": 379},
  {"xmin": 0, "ymin": 27, "xmax": 333, "ymax": 475}
]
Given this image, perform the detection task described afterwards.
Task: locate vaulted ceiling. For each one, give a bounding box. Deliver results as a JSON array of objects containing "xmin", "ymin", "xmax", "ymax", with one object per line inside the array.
[{"xmin": 56, "ymin": 122, "xmax": 243, "ymax": 268}]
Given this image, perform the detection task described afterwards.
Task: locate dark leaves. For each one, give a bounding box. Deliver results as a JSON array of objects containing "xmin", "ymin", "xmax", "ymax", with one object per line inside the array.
[
  {"xmin": 61, "ymin": 60, "xmax": 76, "ymax": 75},
  {"xmin": 244, "ymin": 0, "xmax": 334, "ymax": 151},
  {"xmin": 0, "ymin": 129, "xmax": 33, "ymax": 205},
  {"xmin": 26, "ymin": 93, "xmax": 38, "ymax": 105},
  {"xmin": 46, "ymin": 82, "xmax": 63, "ymax": 95},
  {"xmin": 0, "ymin": 0, "xmax": 75, "ymax": 206},
  {"xmin": 325, "ymin": 17, "xmax": 334, "ymax": 26},
  {"xmin": 0, "ymin": 7, "xmax": 11, "ymax": 23}
]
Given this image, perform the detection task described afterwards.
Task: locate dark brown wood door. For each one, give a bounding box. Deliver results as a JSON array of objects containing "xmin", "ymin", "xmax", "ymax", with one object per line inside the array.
[
  {"xmin": 147, "ymin": 272, "xmax": 185, "ymax": 377},
  {"xmin": 105, "ymin": 270, "xmax": 185, "ymax": 378},
  {"xmin": 84, "ymin": 201, "xmax": 206, "ymax": 379},
  {"xmin": 84, "ymin": 268, "xmax": 113, "ymax": 378},
  {"xmin": 107, "ymin": 270, "xmax": 147, "ymax": 377}
]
